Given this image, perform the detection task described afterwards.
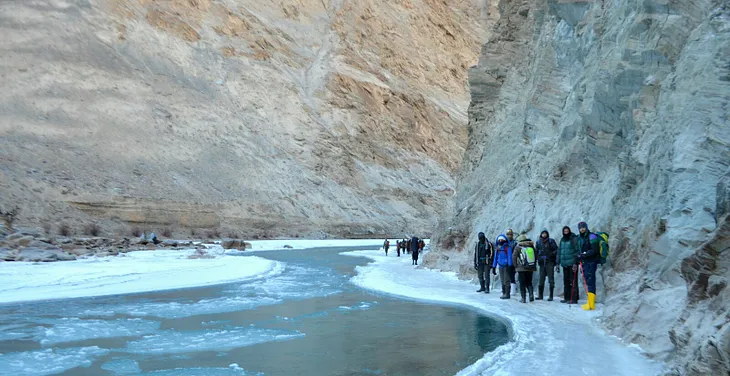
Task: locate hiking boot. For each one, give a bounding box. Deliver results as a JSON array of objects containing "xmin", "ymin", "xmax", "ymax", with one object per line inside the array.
[
  {"xmin": 520, "ymin": 297, "xmax": 526, "ymax": 303},
  {"xmin": 548, "ymin": 287, "xmax": 554, "ymax": 301},
  {"xmin": 536, "ymin": 285, "xmax": 544, "ymax": 300},
  {"xmin": 484, "ymin": 288, "xmax": 490, "ymax": 294},
  {"xmin": 560, "ymin": 299, "xmax": 568, "ymax": 303},
  {"xmin": 477, "ymin": 281, "xmax": 485, "ymax": 292},
  {"xmin": 528, "ymin": 286, "xmax": 535, "ymax": 302}
]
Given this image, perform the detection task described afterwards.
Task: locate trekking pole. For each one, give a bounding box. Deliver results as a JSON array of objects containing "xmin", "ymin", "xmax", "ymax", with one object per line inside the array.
[
  {"xmin": 579, "ymin": 262, "xmax": 589, "ymax": 303},
  {"xmin": 571, "ymin": 265, "xmax": 578, "ymax": 307}
]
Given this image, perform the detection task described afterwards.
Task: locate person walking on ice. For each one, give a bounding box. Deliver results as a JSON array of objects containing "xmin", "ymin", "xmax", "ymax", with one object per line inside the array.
[
  {"xmin": 474, "ymin": 232, "xmax": 495, "ymax": 293},
  {"xmin": 535, "ymin": 229, "xmax": 558, "ymax": 301},
  {"xmin": 513, "ymin": 233, "xmax": 537, "ymax": 303},
  {"xmin": 576, "ymin": 222, "xmax": 600, "ymax": 310},
  {"xmin": 493, "ymin": 234, "xmax": 513, "ymax": 299}
]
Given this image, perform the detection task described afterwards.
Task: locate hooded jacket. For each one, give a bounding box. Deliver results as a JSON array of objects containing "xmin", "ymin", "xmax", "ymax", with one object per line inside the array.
[
  {"xmin": 535, "ymin": 229, "xmax": 558, "ymax": 265},
  {"xmin": 577, "ymin": 225, "xmax": 600, "ymax": 263},
  {"xmin": 492, "ymin": 234, "xmax": 513, "ymax": 268},
  {"xmin": 557, "ymin": 226, "xmax": 579, "ymax": 267},
  {"xmin": 474, "ymin": 233, "xmax": 494, "ymax": 266},
  {"xmin": 513, "ymin": 237, "xmax": 537, "ymax": 272}
]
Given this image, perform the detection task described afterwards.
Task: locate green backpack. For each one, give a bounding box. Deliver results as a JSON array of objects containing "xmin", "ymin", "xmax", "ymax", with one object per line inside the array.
[
  {"xmin": 520, "ymin": 246, "xmax": 536, "ymax": 267},
  {"xmin": 595, "ymin": 232, "xmax": 609, "ymax": 264}
]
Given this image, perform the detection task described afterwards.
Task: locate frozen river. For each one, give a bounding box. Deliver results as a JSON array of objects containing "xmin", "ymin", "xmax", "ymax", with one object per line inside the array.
[{"xmin": 0, "ymin": 246, "xmax": 509, "ymax": 375}]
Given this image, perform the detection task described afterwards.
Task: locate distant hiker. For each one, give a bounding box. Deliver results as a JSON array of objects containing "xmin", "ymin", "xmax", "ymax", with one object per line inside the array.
[
  {"xmin": 410, "ymin": 236, "xmax": 420, "ymax": 265},
  {"xmin": 474, "ymin": 232, "xmax": 495, "ymax": 293},
  {"xmin": 418, "ymin": 239, "xmax": 425, "ymax": 252},
  {"xmin": 396, "ymin": 240, "xmax": 401, "ymax": 257},
  {"xmin": 535, "ymin": 229, "xmax": 559, "ymax": 301},
  {"xmin": 492, "ymin": 234, "xmax": 513, "ymax": 299},
  {"xmin": 558, "ymin": 226, "xmax": 580, "ymax": 304},
  {"xmin": 384, "ymin": 239, "xmax": 390, "ymax": 256},
  {"xmin": 505, "ymin": 229, "xmax": 517, "ymax": 289},
  {"xmin": 576, "ymin": 222, "xmax": 600, "ymax": 310},
  {"xmin": 513, "ymin": 234, "xmax": 537, "ymax": 303},
  {"xmin": 402, "ymin": 239, "xmax": 408, "ymax": 255}
]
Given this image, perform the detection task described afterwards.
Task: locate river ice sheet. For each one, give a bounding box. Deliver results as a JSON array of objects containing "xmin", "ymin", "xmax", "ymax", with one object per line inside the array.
[
  {"xmin": 343, "ymin": 250, "xmax": 665, "ymax": 376},
  {"xmin": 0, "ymin": 249, "xmax": 279, "ymax": 304}
]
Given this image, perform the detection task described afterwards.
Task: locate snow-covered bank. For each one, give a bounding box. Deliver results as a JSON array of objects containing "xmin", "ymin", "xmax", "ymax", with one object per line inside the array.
[
  {"xmin": 343, "ymin": 250, "xmax": 664, "ymax": 376},
  {"xmin": 0, "ymin": 249, "xmax": 280, "ymax": 304}
]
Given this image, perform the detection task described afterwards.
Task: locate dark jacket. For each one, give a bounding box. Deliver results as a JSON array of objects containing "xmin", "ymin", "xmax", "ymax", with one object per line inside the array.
[
  {"xmin": 492, "ymin": 235, "xmax": 513, "ymax": 268},
  {"xmin": 474, "ymin": 239, "xmax": 494, "ymax": 267},
  {"xmin": 558, "ymin": 228, "xmax": 579, "ymax": 267},
  {"xmin": 578, "ymin": 231, "xmax": 600, "ymax": 263},
  {"xmin": 513, "ymin": 239, "xmax": 537, "ymax": 272},
  {"xmin": 410, "ymin": 237, "xmax": 420, "ymax": 254},
  {"xmin": 535, "ymin": 229, "xmax": 558, "ymax": 265}
]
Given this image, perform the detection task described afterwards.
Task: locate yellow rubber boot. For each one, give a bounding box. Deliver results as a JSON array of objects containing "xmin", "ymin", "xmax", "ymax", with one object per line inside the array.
[{"xmin": 582, "ymin": 292, "xmax": 596, "ymax": 311}]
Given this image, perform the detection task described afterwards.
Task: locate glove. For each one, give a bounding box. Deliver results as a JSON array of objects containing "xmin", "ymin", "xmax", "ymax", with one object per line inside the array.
[
  {"xmin": 572, "ymin": 265, "xmax": 578, "ymax": 273},
  {"xmin": 492, "ymin": 268, "xmax": 497, "ymax": 276}
]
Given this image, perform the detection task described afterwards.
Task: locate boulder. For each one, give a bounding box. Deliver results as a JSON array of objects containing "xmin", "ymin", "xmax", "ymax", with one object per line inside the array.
[
  {"xmin": 221, "ymin": 239, "xmax": 249, "ymax": 250},
  {"xmin": 6, "ymin": 233, "xmax": 25, "ymax": 241},
  {"xmin": 162, "ymin": 239, "xmax": 179, "ymax": 247},
  {"xmin": 0, "ymin": 247, "xmax": 18, "ymax": 261},
  {"xmin": 16, "ymin": 248, "xmax": 76, "ymax": 262}
]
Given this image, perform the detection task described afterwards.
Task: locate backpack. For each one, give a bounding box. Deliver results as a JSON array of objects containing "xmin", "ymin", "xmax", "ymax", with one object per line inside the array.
[
  {"xmin": 595, "ymin": 232, "xmax": 609, "ymax": 264},
  {"xmin": 519, "ymin": 246, "xmax": 536, "ymax": 267}
]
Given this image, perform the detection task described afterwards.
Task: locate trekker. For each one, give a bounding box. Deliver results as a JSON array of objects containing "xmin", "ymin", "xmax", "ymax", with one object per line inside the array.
[
  {"xmin": 535, "ymin": 229, "xmax": 559, "ymax": 301},
  {"xmin": 474, "ymin": 232, "xmax": 495, "ymax": 293},
  {"xmin": 396, "ymin": 240, "xmax": 401, "ymax": 257},
  {"xmin": 557, "ymin": 226, "xmax": 580, "ymax": 303},
  {"xmin": 505, "ymin": 229, "xmax": 518, "ymax": 289},
  {"xmin": 577, "ymin": 222, "xmax": 600, "ymax": 310},
  {"xmin": 418, "ymin": 239, "xmax": 425, "ymax": 252},
  {"xmin": 410, "ymin": 236, "xmax": 420, "ymax": 265},
  {"xmin": 383, "ymin": 239, "xmax": 390, "ymax": 256},
  {"xmin": 492, "ymin": 234, "xmax": 513, "ymax": 299},
  {"xmin": 405, "ymin": 239, "xmax": 411, "ymax": 255},
  {"xmin": 513, "ymin": 234, "xmax": 537, "ymax": 303}
]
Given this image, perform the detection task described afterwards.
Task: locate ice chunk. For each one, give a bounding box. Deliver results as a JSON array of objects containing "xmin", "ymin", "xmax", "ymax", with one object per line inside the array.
[
  {"xmin": 101, "ymin": 358, "xmax": 142, "ymax": 375},
  {"xmin": 124, "ymin": 328, "xmax": 304, "ymax": 354},
  {"xmin": 35, "ymin": 317, "xmax": 160, "ymax": 345},
  {"xmin": 0, "ymin": 346, "xmax": 108, "ymax": 376}
]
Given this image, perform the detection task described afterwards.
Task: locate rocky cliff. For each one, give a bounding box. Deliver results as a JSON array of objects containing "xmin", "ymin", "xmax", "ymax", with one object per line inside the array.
[
  {"xmin": 0, "ymin": 0, "xmax": 490, "ymax": 238},
  {"xmin": 426, "ymin": 0, "xmax": 729, "ymax": 374}
]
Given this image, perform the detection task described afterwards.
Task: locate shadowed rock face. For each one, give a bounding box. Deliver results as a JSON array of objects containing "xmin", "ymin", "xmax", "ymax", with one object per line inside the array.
[
  {"xmin": 427, "ymin": 0, "xmax": 730, "ymax": 374},
  {"xmin": 0, "ymin": 0, "xmax": 490, "ymax": 238}
]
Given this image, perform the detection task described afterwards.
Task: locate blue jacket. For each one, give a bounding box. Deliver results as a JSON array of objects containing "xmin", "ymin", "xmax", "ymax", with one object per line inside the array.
[{"xmin": 492, "ymin": 234, "xmax": 513, "ymax": 268}]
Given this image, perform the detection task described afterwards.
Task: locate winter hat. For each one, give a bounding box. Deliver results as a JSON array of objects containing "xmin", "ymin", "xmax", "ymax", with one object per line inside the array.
[
  {"xmin": 478, "ymin": 232, "xmax": 486, "ymax": 241},
  {"xmin": 578, "ymin": 222, "xmax": 588, "ymax": 230},
  {"xmin": 540, "ymin": 228, "xmax": 549, "ymax": 238},
  {"xmin": 517, "ymin": 234, "xmax": 529, "ymax": 242},
  {"xmin": 562, "ymin": 226, "xmax": 572, "ymax": 238},
  {"xmin": 496, "ymin": 234, "xmax": 508, "ymax": 244}
]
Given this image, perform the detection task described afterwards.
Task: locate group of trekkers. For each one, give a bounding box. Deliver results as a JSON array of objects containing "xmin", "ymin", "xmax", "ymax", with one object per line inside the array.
[
  {"xmin": 473, "ymin": 222, "xmax": 607, "ymax": 311},
  {"xmin": 383, "ymin": 237, "xmax": 425, "ymax": 265}
]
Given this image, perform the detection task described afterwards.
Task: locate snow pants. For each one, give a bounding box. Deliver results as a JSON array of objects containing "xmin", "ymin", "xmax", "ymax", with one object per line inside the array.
[
  {"xmin": 538, "ymin": 261, "xmax": 555, "ymax": 289},
  {"xmin": 477, "ymin": 263, "xmax": 491, "ymax": 292},
  {"xmin": 498, "ymin": 266, "xmax": 510, "ymax": 295},
  {"xmin": 562, "ymin": 266, "xmax": 579, "ymax": 302},
  {"xmin": 582, "ymin": 261, "xmax": 597, "ymax": 294},
  {"xmin": 518, "ymin": 271, "xmax": 534, "ymax": 297}
]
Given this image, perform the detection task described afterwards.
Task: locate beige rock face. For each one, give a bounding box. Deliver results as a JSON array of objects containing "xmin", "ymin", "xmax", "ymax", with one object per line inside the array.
[
  {"xmin": 0, "ymin": 0, "xmax": 488, "ymax": 237},
  {"xmin": 427, "ymin": 0, "xmax": 729, "ymax": 374}
]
